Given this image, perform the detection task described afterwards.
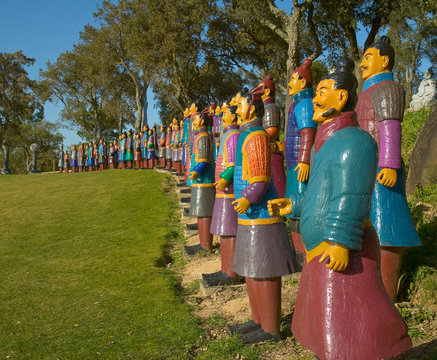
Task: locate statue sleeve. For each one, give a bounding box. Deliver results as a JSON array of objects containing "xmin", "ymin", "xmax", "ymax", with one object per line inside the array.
[
  {"xmin": 195, "ymin": 133, "xmax": 211, "ymax": 162},
  {"xmin": 240, "ymin": 131, "xmax": 271, "ymax": 204},
  {"xmin": 371, "ymin": 82, "xmax": 404, "ymax": 169}
]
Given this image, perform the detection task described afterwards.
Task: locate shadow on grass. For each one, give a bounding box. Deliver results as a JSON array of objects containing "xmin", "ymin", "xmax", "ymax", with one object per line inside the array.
[
  {"xmin": 398, "ymin": 214, "xmax": 437, "ymax": 301},
  {"xmin": 392, "ymin": 339, "xmax": 437, "ymax": 359}
]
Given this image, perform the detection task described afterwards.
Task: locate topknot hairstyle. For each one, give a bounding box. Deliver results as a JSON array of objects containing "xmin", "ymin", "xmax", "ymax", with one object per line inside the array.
[
  {"xmin": 366, "ymin": 35, "xmax": 395, "ymax": 71},
  {"xmin": 322, "ymin": 57, "xmax": 358, "ymax": 112}
]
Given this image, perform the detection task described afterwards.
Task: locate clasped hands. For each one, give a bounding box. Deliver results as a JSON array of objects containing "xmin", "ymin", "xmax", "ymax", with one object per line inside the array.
[{"xmin": 188, "ymin": 171, "xmax": 198, "ymax": 180}]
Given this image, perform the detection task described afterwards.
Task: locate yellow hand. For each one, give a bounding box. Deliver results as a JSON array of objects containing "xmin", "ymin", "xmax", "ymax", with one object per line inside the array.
[
  {"xmin": 318, "ymin": 241, "xmax": 349, "ymax": 272},
  {"xmin": 294, "ymin": 163, "xmax": 310, "ymax": 182},
  {"xmin": 215, "ymin": 178, "xmax": 228, "ymax": 191},
  {"xmin": 377, "ymin": 168, "xmax": 397, "ymax": 188},
  {"xmin": 189, "ymin": 171, "xmax": 198, "ymax": 180},
  {"xmin": 232, "ymin": 197, "xmax": 251, "ymax": 214},
  {"xmin": 267, "ymin": 198, "xmax": 292, "ymax": 217}
]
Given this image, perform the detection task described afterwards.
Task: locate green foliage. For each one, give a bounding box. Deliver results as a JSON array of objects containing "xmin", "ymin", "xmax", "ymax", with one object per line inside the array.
[
  {"xmin": 401, "ymin": 107, "xmax": 431, "ymax": 170},
  {"xmin": 197, "ymin": 335, "xmax": 260, "ymax": 360},
  {"xmin": 0, "ymin": 171, "xmax": 203, "ymax": 359},
  {"xmin": 397, "ymin": 303, "xmax": 436, "ymax": 340}
]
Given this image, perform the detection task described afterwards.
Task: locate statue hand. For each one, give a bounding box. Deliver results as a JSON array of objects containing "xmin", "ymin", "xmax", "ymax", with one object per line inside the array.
[
  {"xmin": 189, "ymin": 171, "xmax": 198, "ymax": 180},
  {"xmin": 232, "ymin": 197, "xmax": 251, "ymax": 214},
  {"xmin": 294, "ymin": 163, "xmax": 310, "ymax": 182},
  {"xmin": 319, "ymin": 241, "xmax": 349, "ymax": 272},
  {"xmin": 377, "ymin": 168, "xmax": 397, "ymax": 188},
  {"xmin": 215, "ymin": 178, "xmax": 228, "ymax": 191},
  {"xmin": 267, "ymin": 198, "xmax": 292, "ymax": 217}
]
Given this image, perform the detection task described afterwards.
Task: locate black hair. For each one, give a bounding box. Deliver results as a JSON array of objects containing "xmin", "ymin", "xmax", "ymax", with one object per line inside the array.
[
  {"xmin": 241, "ymin": 89, "xmax": 265, "ymax": 119},
  {"xmin": 366, "ymin": 35, "xmax": 395, "ymax": 71},
  {"xmin": 322, "ymin": 57, "xmax": 358, "ymax": 112}
]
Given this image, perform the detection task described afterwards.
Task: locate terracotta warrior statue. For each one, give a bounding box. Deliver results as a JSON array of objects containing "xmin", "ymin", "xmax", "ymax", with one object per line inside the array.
[
  {"xmin": 355, "ymin": 36, "xmax": 421, "ymax": 301},
  {"xmin": 269, "ymin": 57, "xmax": 412, "ymax": 360}
]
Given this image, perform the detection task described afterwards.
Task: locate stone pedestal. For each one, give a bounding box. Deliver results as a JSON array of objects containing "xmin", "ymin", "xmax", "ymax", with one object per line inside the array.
[
  {"xmin": 28, "ymin": 143, "xmax": 40, "ymax": 173},
  {"xmin": 1, "ymin": 144, "xmax": 11, "ymax": 175}
]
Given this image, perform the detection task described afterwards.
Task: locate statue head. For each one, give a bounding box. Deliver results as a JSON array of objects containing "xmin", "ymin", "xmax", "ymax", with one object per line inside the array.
[
  {"xmin": 222, "ymin": 102, "xmax": 237, "ymax": 128},
  {"xmin": 259, "ymin": 75, "xmax": 275, "ymax": 101},
  {"xmin": 361, "ymin": 36, "xmax": 394, "ymax": 81},
  {"xmin": 192, "ymin": 113, "xmax": 204, "ymax": 131},
  {"xmin": 189, "ymin": 103, "xmax": 198, "ymax": 115},
  {"xmin": 313, "ymin": 57, "xmax": 357, "ymax": 124},
  {"xmin": 237, "ymin": 86, "xmax": 265, "ymax": 125},
  {"xmin": 289, "ymin": 58, "xmax": 313, "ymax": 96}
]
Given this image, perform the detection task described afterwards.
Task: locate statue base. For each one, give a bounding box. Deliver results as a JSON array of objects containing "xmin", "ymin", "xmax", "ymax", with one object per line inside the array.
[{"xmin": 1, "ymin": 168, "xmax": 11, "ymax": 175}]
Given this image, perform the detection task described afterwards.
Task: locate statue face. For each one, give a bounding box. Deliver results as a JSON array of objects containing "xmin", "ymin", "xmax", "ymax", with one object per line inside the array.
[
  {"xmin": 312, "ymin": 79, "xmax": 348, "ymax": 123},
  {"xmin": 192, "ymin": 114, "xmax": 204, "ymax": 131},
  {"xmin": 288, "ymin": 72, "xmax": 307, "ymax": 96},
  {"xmin": 222, "ymin": 107, "xmax": 235, "ymax": 128},
  {"xmin": 360, "ymin": 47, "xmax": 389, "ymax": 81},
  {"xmin": 237, "ymin": 97, "xmax": 256, "ymax": 125},
  {"xmin": 259, "ymin": 82, "xmax": 271, "ymax": 101},
  {"xmin": 189, "ymin": 103, "xmax": 198, "ymax": 114}
]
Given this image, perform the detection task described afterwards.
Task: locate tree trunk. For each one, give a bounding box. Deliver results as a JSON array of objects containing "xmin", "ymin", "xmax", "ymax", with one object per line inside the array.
[
  {"xmin": 142, "ymin": 85, "xmax": 148, "ymax": 129},
  {"xmin": 118, "ymin": 113, "xmax": 123, "ymax": 136}
]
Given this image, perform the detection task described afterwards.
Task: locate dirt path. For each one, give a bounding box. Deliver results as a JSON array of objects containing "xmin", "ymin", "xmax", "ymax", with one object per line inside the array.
[{"xmin": 171, "ymin": 173, "xmax": 437, "ymax": 360}]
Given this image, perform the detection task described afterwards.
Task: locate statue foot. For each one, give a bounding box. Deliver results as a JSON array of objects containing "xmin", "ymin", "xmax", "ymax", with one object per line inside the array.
[
  {"xmin": 239, "ymin": 328, "xmax": 281, "ymax": 344},
  {"xmin": 228, "ymin": 320, "xmax": 261, "ymax": 335},
  {"xmin": 184, "ymin": 244, "xmax": 205, "ymax": 256},
  {"xmin": 202, "ymin": 271, "xmax": 243, "ymax": 287}
]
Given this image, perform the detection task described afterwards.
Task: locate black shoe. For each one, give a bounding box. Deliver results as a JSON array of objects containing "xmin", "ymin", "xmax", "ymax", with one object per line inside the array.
[
  {"xmin": 239, "ymin": 328, "xmax": 281, "ymax": 344},
  {"xmin": 180, "ymin": 188, "xmax": 191, "ymax": 194},
  {"xmin": 184, "ymin": 244, "xmax": 205, "ymax": 256},
  {"xmin": 177, "ymin": 182, "xmax": 186, "ymax": 187},
  {"xmin": 183, "ymin": 208, "xmax": 190, "ymax": 215},
  {"xmin": 202, "ymin": 271, "xmax": 243, "ymax": 287},
  {"xmin": 228, "ymin": 320, "xmax": 261, "ymax": 335},
  {"xmin": 186, "ymin": 223, "xmax": 198, "ymax": 231}
]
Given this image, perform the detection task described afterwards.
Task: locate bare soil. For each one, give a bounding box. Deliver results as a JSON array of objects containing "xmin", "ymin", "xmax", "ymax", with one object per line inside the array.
[{"xmin": 171, "ymin": 175, "xmax": 437, "ymax": 359}]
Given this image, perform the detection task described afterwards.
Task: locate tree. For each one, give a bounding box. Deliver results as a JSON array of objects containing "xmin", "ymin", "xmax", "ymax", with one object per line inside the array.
[
  {"xmin": 40, "ymin": 31, "xmax": 125, "ymax": 141},
  {"xmin": 95, "ymin": 0, "xmax": 158, "ymax": 132},
  {"xmin": 387, "ymin": 0, "xmax": 437, "ymax": 104},
  {"xmin": 0, "ymin": 51, "xmax": 38, "ymax": 147}
]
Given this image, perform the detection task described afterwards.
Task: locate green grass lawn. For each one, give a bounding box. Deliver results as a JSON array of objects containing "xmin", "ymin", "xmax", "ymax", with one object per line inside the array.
[{"xmin": 0, "ymin": 170, "xmax": 201, "ymax": 359}]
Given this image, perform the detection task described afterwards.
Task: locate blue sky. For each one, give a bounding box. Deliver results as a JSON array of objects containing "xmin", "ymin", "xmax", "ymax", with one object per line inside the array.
[
  {"xmin": 0, "ymin": 0, "xmax": 159, "ymax": 147},
  {"xmin": 1, "ymin": 1, "xmax": 430, "ymax": 147}
]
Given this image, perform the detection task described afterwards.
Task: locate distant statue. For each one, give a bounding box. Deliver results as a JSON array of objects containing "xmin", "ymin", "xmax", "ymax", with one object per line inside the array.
[
  {"xmin": 410, "ymin": 68, "xmax": 436, "ymax": 110},
  {"xmin": 29, "ymin": 143, "xmax": 40, "ymax": 173}
]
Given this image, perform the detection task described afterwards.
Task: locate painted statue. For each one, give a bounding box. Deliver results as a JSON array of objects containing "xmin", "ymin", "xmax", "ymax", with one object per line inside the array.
[
  {"xmin": 268, "ymin": 57, "xmax": 412, "ymax": 360},
  {"xmin": 87, "ymin": 142, "xmax": 94, "ymax": 172},
  {"xmin": 70, "ymin": 145, "xmax": 77, "ymax": 173},
  {"xmin": 109, "ymin": 140, "xmax": 117, "ymax": 169},
  {"xmin": 58, "ymin": 146, "xmax": 64, "ymax": 173},
  {"xmin": 355, "ymin": 36, "xmax": 421, "ymax": 301},
  {"xmin": 172, "ymin": 122, "xmax": 182, "ymax": 174},
  {"xmin": 228, "ymin": 87, "xmax": 296, "ymax": 344},
  {"xmin": 78, "ymin": 143, "xmax": 84, "ymax": 172},
  {"xmin": 284, "ymin": 59, "xmax": 317, "ymax": 269},
  {"xmin": 259, "ymin": 75, "xmax": 286, "ymax": 198},
  {"xmin": 204, "ymin": 101, "xmax": 240, "ymax": 286},
  {"xmin": 178, "ymin": 120, "xmax": 185, "ymax": 174},
  {"xmin": 185, "ymin": 112, "xmax": 216, "ymax": 255},
  {"xmin": 125, "ymin": 130, "xmax": 134, "ymax": 169},
  {"xmin": 119, "ymin": 133, "xmax": 126, "ymax": 169},
  {"xmin": 147, "ymin": 129, "xmax": 156, "ymax": 168},
  {"xmin": 165, "ymin": 126, "xmax": 172, "ymax": 170},
  {"xmin": 63, "ymin": 150, "xmax": 69, "ymax": 173},
  {"xmin": 93, "ymin": 142, "xmax": 98, "ymax": 170},
  {"xmin": 181, "ymin": 109, "xmax": 190, "ymax": 174},
  {"xmin": 185, "ymin": 103, "xmax": 198, "ymax": 185},
  {"xmin": 134, "ymin": 133, "xmax": 142, "ymax": 169},
  {"xmin": 98, "ymin": 139, "xmax": 106, "ymax": 170},
  {"xmin": 158, "ymin": 125, "xmax": 166, "ymax": 168}
]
